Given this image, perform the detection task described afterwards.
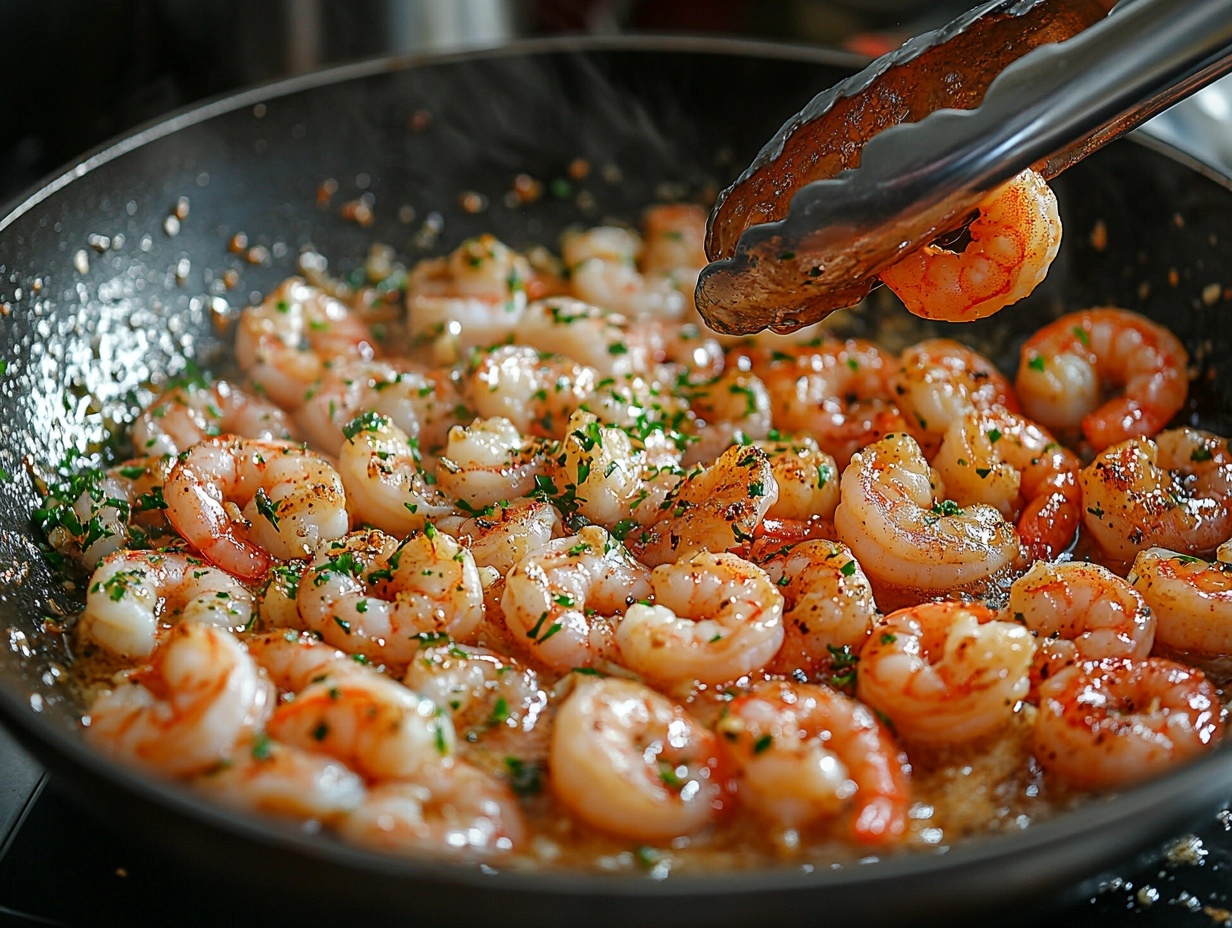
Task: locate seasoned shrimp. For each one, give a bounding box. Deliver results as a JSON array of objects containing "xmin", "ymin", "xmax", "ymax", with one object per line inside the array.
[
  {"xmin": 132, "ymin": 377, "xmax": 295, "ymax": 457},
  {"xmin": 683, "ymin": 368, "xmax": 772, "ymax": 463},
  {"xmin": 80, "ymin": 550, "xmax": 254, "ymax": 660},
  {"xmin": 85, "ymin": 622, "xmax": 274, "ymax": 777},
  {"xmin": 834, "ymin": 433, "xmax": 1021, "ymax": 594},
  {"xmin": 336, "ymin": 413, "xmax": 454, "ymax": 534},
  {"xmin": 892, "ymin": 338, "xmax": 1019, "ymax": 454},
  {"xmin": 164, "ymin": 437, "xmax": 349, "ymax": 582},
  {"xmin": 444, "ymin": 497, "xmax": 560, "ymax": 575},
  {"xmin": 716, "ymin": 680, "xmax": 909, "ymax": 845},
  {"xmin": 616, "ymin": 550, "xmax": 785, "ymax": 686},
  {"xmin": 297, "ymin": 528, "xmax": 483, "ymax": 665},
  {"xmin": 550, "ymin": 676, "xmax": 732, "ymax": 842},
  {"xmin": 1016, "ymin": 307, "xmax": 1188, "ymax": 450},
  {"xmin": 1009, "ymin": 561, "xmax": 1154, "ymax": 682},
  {"xmin": 194, "ymin": 737, "xmax": 366, "ymax": 821},
  {"xmin": 234, "ymin": 277, "xmax": 378, "ymax": 409},
  {"xmin": 436, "ymin": 416, "xmax": 546, "ymax": 509},
  {"xmin": 407, "ymin": 235, "xmax": 533, "ymax": 363},
  {"xmin": 932, "ymin": 409, "xmax": 1082, "ymax": 560},
  {"xmin": 879, "ymin": 168, "xmax": 1061, "ymax": 321},
  {"xmin": 636, "ymin": 443, "xmax": 778, "ymax": 567},
  {"xmin": 754, "ymin": 437, "xmax": 839, "ymax": 524},
  {"xmin": 546, "ymin": 409, "xmax": 644, "ymax": 528},
  {"xmin": 501, "ymin": 525, "xmax": 651, "ymax": 671},
  {"xmin": 339, "ymin": 760, "xmax": 524, "ymax": 857},
  {"xmin": 641, "ymin": 203, "xmax": 708, "ymax": 280},
  {"xmin": 760, "ymin": 541, "xmax": 877, "ymax": 678},
  {"xmin": 37, "ymin": 455, "xmax": 175, "ymax": 569},
  {"xmin": 1034, "ymin": 657, "xmax": 1223, "ymax": 788},
  {"xmin": 562, "ymin": 225, "xmax": 688, "ymax": 320},
  {"xmin": 1080, "ymin": 428, "xmax": 1232, "ymax": 562},
  {"xmin": 467, "ymin": 344, "xmax": 596, "ymax": 438},
  {"xmin": 266, "ymin": 672, "xmax": 454, "ymax": 780},
  {"xmin": 244, "ymin": 628, "xmax": 372, "ymax": 692},
  {"xmin": 1129, "ymin": 547, "xmax": 1232, "ymax": 657},
  {"xmin": 752, "ymin": 339, "xmax": 910, "ymax": 467},
  {"xmin": 857, "ymin": 602, "xmax": 1034, "ymax": 745}
]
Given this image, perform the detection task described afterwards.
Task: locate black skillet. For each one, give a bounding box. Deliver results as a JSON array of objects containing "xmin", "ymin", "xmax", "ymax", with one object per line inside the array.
[{"xmin": 2, "ymin": 36, "xmax": 1232, "ymax": 928}]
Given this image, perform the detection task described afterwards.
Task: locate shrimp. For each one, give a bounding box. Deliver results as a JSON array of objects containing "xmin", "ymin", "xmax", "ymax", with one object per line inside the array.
[
  {"xmin": 234, "ymin": 277, "xmax": 378, "ymax": 409},
  {"xmin": 435, "ymin": 416, "xmax": 546, "ymax": 510},
  {"xmin": 754, "ymin": 437, "xmax": 839, "ymax": 524},
  {"xmin": 561, "ymin": 225, "xmax": 688, "ymax": 320},
  {"xmin": 892, "ymin": 338, "xmax": 1019, "ymax": 455},
  {"xmin": 1128, "ymin": 547, "xmax": 1232, "ymax": 658},
  {"xmin": 85, "ymin": 622, "xmax": 274, "ymax": 777},
  {"xmin": 1016, "ymin": 307, "xmax": 1188, "ymax": 450},
  {"xmin": 132, "ymin": 377, "xmax": 295, "ymax": 457},
  {"xmin": 545, "ymin": 409, "xmax": 644, "ymax": 528},
  {"xmin": 335, "ymin": 413, "xmax": 454, "ymax": 535},
  {"xmin": 297, "ymin": 528, "xmax": 484, "ymax": 665},
  {"xmin": 834, "ymin": 433, "xmax": 1021, "ymax": 595},
  {"xmin": 878, "ymin": 168, "xmax": 1061, "ymax": 321},
  {"xmin": 265, "ymin": 672, "xmax": 454, "ymax": 781},
  {"xmin": 194, "ymin": 737, "xmax": 366, "ymax": 821},
  {"xmin": 760, "ymin": 541, "xmax": 877, "ymax": 678},
  {"xmin": 80, "ymin": 550, "xmax": 255, "ymax": 660},
  {"xmin": 163, "ymin": 437, "xmax": 349, "ymax": 582},
  {"xmin": 1033, "ymin": 657, "xmax": 1223, "ymax": 788},
  {"xmin": 338, "ymin": 760, "xmax": 524, "ymax": 857},
  {"xmin": 931, "ymin": 409, "xmax": 1082, "ymax": 560},
  {"xmin": 1080, "ymin": 428, "xmax": 1232, "ymax": 562},
  {"xmin": 501, "ymin": 525, "xmax": 651, "ymax": 671},
  {"xmin": 244, "ymin": 628, "xmax": 372, "ymax": 692},
  {"xmin": 1008, "ymin": 561, "xmax": 1154, "ymax": 683},
  {"xmin": 444, "ymin": 497, "xmax": 561, "ymax": 575},
  {"xmin": 641, "ymin": 203, "xmax": 708, "ymax": 280},
  {"xmin": 716, "ymin": 680, "xmax": 909, "ymax": 845},
  {"xmin": 636, "ymin": 443, "xmax": 778, "ymax": 567},
  {"xmin": 466, "ymin": 344, "xmax": 596, "ymax": 438},
  {"xmin": 856, "ymin": 602, "xmax": 1034, "ymax": 745},
  {"xmin": 550, "ymin": 676, "xmax": 732, "ymax": 842},
  {"xmin": 406, "ymin": 235, "xmax": 532, "ymax": 363},
  {"xmin": 682, "ymin": 368, "xmax": 772, "ymax": 464},
  {"xmin": 752, "ymin": 339, "xmax": 910, "ymax": 467},
  {"xmin": 616, "ymin": 550, "xmax": 785, "ymax": 686},
  {"xmin": 37, "ymin": 455, "xmax": 175, "ymax": 570}
]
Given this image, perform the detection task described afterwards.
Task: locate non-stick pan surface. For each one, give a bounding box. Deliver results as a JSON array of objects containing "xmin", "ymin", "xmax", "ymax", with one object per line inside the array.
[{"xmin": 2, "ymin": 36, "xmax": 1232, "ymax": 928}]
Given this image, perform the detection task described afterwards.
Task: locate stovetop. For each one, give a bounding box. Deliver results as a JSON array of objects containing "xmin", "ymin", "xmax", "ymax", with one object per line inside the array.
[{"xmin": 1, "ymin": 717, "xmax": 1230, "ymax": 928}]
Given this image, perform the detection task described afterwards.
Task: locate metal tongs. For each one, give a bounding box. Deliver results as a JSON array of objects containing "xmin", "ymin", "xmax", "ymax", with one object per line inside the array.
[{"xmin": 695, "ymin": 0, "xmax": 1232, "ymax": 335}]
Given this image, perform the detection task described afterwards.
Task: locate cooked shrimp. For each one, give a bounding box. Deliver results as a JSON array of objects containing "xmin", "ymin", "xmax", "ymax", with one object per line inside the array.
[
  {"xmin": 234, "ymin": 277, "xmax": 378, "ymax": 409},
  {"xmin": 164, "ymin": 437, "xmax": 349, "ymax": 582},
  {"xmin": 834, "ymin": 433, "xmax": 1021, "ymax": 594},
  {"xmin": 244, "ymin": 628, "xmax": 371, "ymax": 692},
  {"xmin": 550, "ymin": 676, "xmax": 732, "ymax": 842},
  {"xmin": 1033, "ymin": 657, "xmax": 1223, "ymax": 788},
  {"xmin": 336, "ymin": 413, "xmax": 454, "ymax": 534},
  {"xmin": 435, "ymin": 416, "xmax": 546, "ymax": 509},
  {"xmin": 562, "ymin": 225, "xmax": 688, "ymax": 320},
  {"xmin": 1080, "ymin": 428, "xmax": 1232, "ymax": 562},
  {"xmin": 37, "ymin": 455, "xmax": 175, "ymax": 569},
  {"xmin": 339, "ymin": 760, "xmax": 524, "ymax": 857},
  {"xmin": 1009, "ymin": 561, "xmax": 1154, "ymax": 683},
  {"xmin": 194, "ymin": 737, "xmax": 366, "ymax": 821},
  {"xmin": 683, "ymin": 368, "xmax": 772, "ymax": 463},
  {"xmin": 616, "ymin": 550, "xmax": 785, "ymax": 686},
  {"xmin": 297, "ymin": 528, "xmax": 483, "ymax": 665},
  {"xmin": 636, "ymin": 444, "xmax": 778, "ymax": 567},
  {"xmin": 266, "ymin": 672, "xmax": 454, "ymax": 780},
  {"xmin": 1129, "ymin": 547, "xmax": 1232, "ymax": 657},
  {"xmin": 1016, "ymin": 307, "xmax": 1188, "ymax": 450},
  {"xmin": 407, "ymin": 235, "xmax": 532, "ymax": 363},
  {"xmin": 716, "ymin": 680, "xmax": 909, "ymax": 845},
  {"xmin": 879, "ymin": 168, "xmax": 1061, "ymax": 321},
  {"xmin": 856, "ymin": 602, "xmax": 1034, "ymax": 745},
  {"xmin": 132, "ymin": 377, "xmax": 295, "ymax": 457},
  {"xmin": 932, "ymin": 409, "xmax": 1082, "ymax": 560},
  {"xmin": 892, "ymin": 338, "xmax": 1019, "ymax": 454},
  {"xmin": 85, "ymin": 622, "xmax": 274, "ymax": 777},
  {"xmin": 501, "ymin": 525, "xmax": 651, "ymax": 671},
  {"xmin": 467, "ymin": 344, "xmax": 596, "ymax": 438},
  {"xmin": 752, "ymin": 339, "xmax": 910, "ymax": 467},
  {"xmin": 80, "ymin": 550, "xmax": 254, "ymax": 660},
  {"xmin": 754, "ymin": 437, "xmax": 839, "ymax": 523},
  {"xmin": 760, "ymin": 541, "xmax": 877, "ymax": 678},
  {"xmin": 444, "ymin": 497, "xmax": 560, "ymax": 575},
  {"xmin": 542, "ymin": 409, "xmax": 646, "ymax": 528},
  {"xmin": 641, "ymin": 203, "xmax": 708, "ymax": 279}
]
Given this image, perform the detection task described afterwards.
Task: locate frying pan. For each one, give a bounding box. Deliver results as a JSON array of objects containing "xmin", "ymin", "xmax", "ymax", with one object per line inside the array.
[{"xmin": 2, "ymin": 35, "xmax": 1232, "ymax": 928}]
